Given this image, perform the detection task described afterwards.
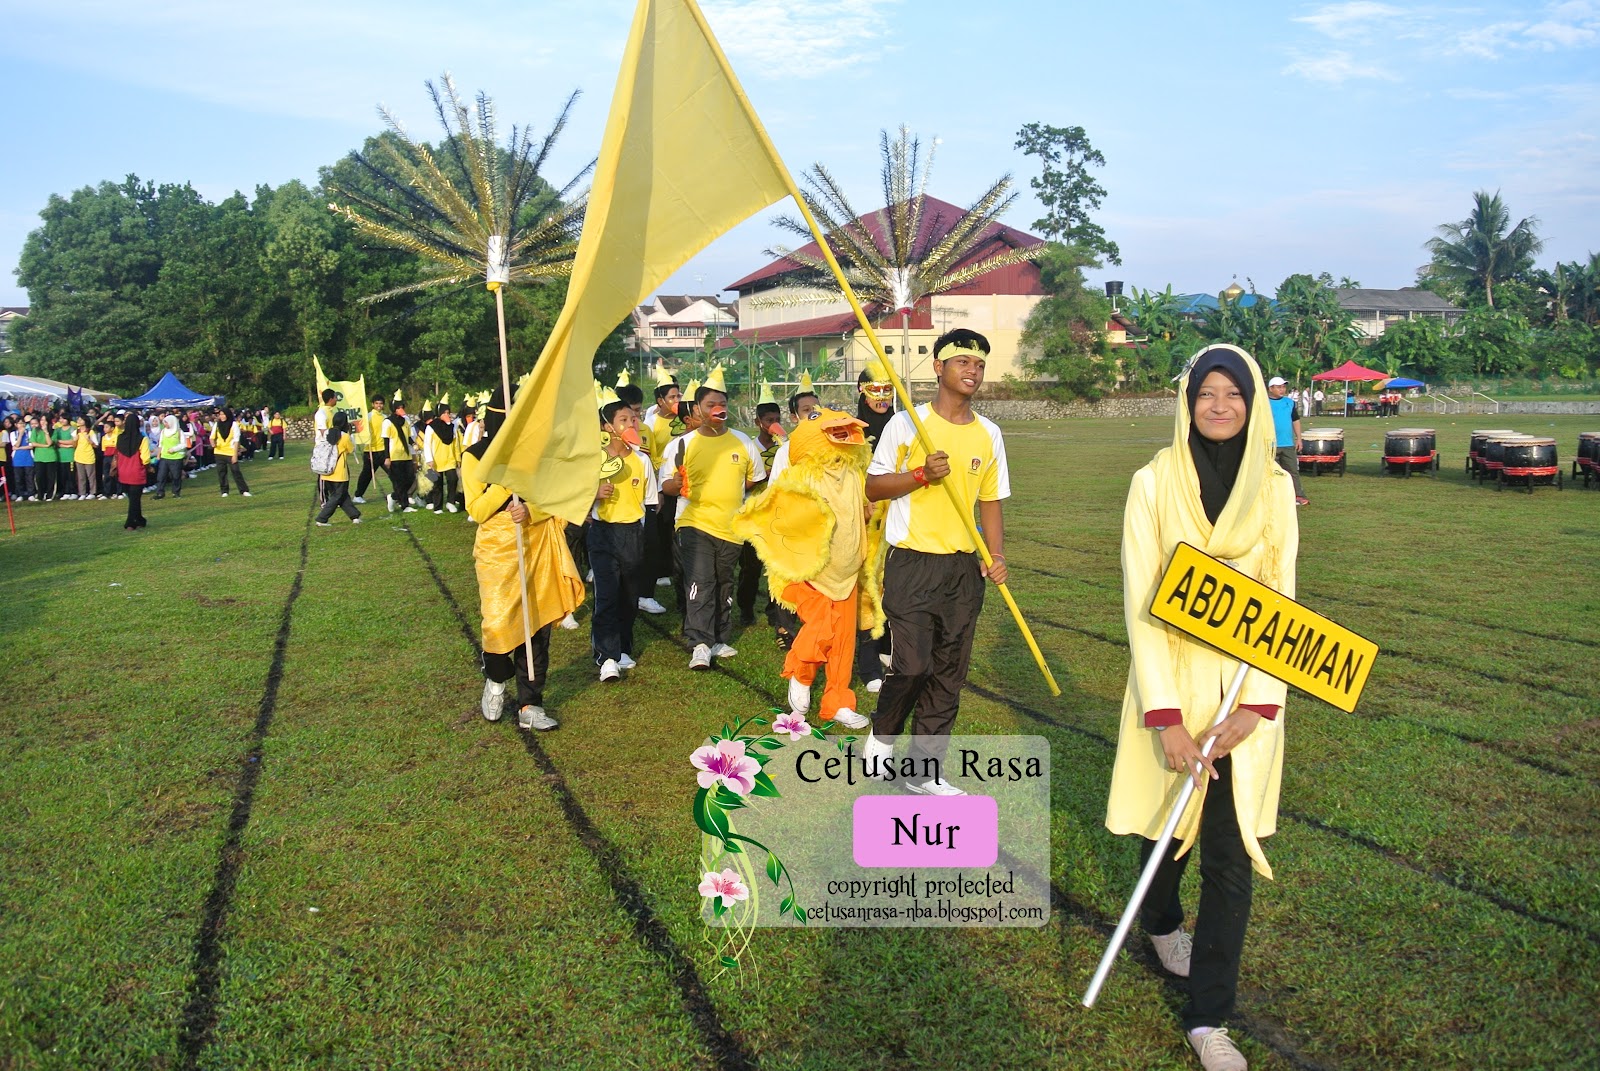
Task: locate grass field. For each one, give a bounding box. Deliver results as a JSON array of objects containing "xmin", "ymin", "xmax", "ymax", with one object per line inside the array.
[{"xmin": 2, "ymin": 415, "xmax": 1598, "ymax": 1071}]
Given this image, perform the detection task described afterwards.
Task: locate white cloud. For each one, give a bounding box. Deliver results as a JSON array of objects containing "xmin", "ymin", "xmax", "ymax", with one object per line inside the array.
[
  {"xmin": 1523, "ymin": 18, "xmax": 1600, "ymax": 47},
  {"xmin": 1294, "ymin": 2, "xmax": 1406, "ymax": 40},
  {"xmin": 1282, "ymin": 50, "xmax": 1398, "ymax": 83},
  {"xmin": 700, "ymin": 0, "xmax": 900, "ymax": 76},
  {"xmin": 1449, "ymin": 21, "xmax": 1527, "ymax": 59}
]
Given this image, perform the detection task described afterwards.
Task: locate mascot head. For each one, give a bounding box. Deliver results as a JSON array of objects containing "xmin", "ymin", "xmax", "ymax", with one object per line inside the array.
[{"xmin": 789, "ymin": 406, "xmax": 868, "ymax": 471}]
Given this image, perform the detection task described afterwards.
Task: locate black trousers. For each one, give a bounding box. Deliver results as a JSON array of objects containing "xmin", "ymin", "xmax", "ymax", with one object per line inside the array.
[
  {"xmin": 389, "ymin": 459, "xmax": 414, "ymax": 508},
  {"xmin": 316, "ymin": 481, "xmax": 361, "ymax": 522},
  {"xmin": 482, "ymin": 626, "xmax": 551, "ymax": 708},
  {"xmin": 124, "ymin": 484, "xmax": 145, "ymax": 528},
  {"xmin": 678, "ymin": 526, "xmax": 740, "ymax": 647},
  {"xmin": 218, "ymin": 457, "xmax": 249, "ymax": 493},
  {"xmin": 12, "ymin": 466, "xmax": 34, "ymax": 498},
  {"xmin": 855, "ymin": 625, "xmax": 891, "ymax": 686},
  {"xmin": 428, "ymin": 467, "xmax": 459, "ymax": 511},
  {"xmin": 871, "ymin": 548, "xmax": 985, "ymax": 767},
  {"xmin": 736, "ymin": 540, "xmax": 762, "ymax": 619},
  {"xmin": 269, "ymin": 434, "xmax": 285, "ymax": 459},
  {"xmin": 653, "ymin": 495, "xmax": 683, "ymax": 608},
  {"xmin": 1139, "ymin": 756, "xmax": 1253, "ymax": 1032},
  {"xmin": 588, "ymin": 519, "xmax": 644, "ymax": 662},
  {"xmin": 356, "ymin": 450, "xmax": 386, "ymax": 498},
  {"xmin": 154, "ymin": 458, "xmax": 184, "ymax": 497},
  {"xmin": 35, "ymin": 461, "xmax": 55, "ymax": 499}
]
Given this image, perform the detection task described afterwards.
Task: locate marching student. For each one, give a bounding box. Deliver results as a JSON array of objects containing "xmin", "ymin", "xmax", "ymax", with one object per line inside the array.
[
  {"xmin": 763, "ymin": 379, "xmax": 820, "ymax": 649},
  {"xmin": 314, "ymin": 412, "xmax": 362, "ymax": 527},
  {"xmin": 382, "ymin": 398, "xmax": 417, "ymax": 513},
  {"xmin": 354, "ymin": 396, "xmax": 387, "ymax": 504},
  {"xmin": 463, "ymin": 391, "xmax": 585, "ymax": 731},
  {"xmin": 423, "ymin": 402, "xmax": 462, "ymax": 513},
  {"xmin": 1106, "ymin": 344, "xmax": 1297, "ymax": 1071},
  {"xmin": 588, "ymin": 399, "xmax": 658, "ymax": 682},
  {"xmin": 114, "ymin": 412, "xmax": 151, "ymax": 530},
  {"xmin": 152, "ymin": 415, "xmax": 190, "ymax": 499},
  {"xmin": 863, "ymin": 329, "xmax": 1010, "ymax": 796},
  {"xmin": 743, "ymin": 387, "xmax": 785, "ymax": 628},
  {"xmin": 211, "ymin": 409, "xmax": 251, "ymax": 497},
  {"xmin": 854, "ymin": 360, "xmax": 897, "ymax": 692},
  {"xmin": 658, "ymin": 367, "xmax": 766, "ymax": 670},
  {"xmin": 644, "ymin": 368, "xmax": 683, "ymax": 598}
]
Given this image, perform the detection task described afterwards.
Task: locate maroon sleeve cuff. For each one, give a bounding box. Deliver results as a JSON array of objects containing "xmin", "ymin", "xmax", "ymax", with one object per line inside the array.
[
  {"xmin": 1142, "ymin": 708, "xmax": 1183, "ymax": 729},
  {"xmin": 1239, "ymin": 703, "xmax": 1279, "ymax": 722}
]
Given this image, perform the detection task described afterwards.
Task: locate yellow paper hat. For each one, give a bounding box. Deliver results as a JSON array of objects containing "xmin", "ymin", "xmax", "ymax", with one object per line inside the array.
[
  {"xmin": 594, "ymin": 379, "xmax": 605, "ymax": 405},
  {"xmin": 864, "ymin": 357, "xmax": 892, "ymax": 384},
  {"xmin": 616, "ymin": 370, "xmax": 631, "ymax": 388},
  {"xmin": 423, "ymin": 398, "xmax": 433, "ymax": 412},
  {"xmin": 653, "ymin": 360, "xmax": 675, "ymax": 387},
  {"xmin": 703, "ymin": 364, "xmax": 728, "ymax": 393},
  {"xmin": 757, "ymin": 382, "xmax": 777, "ymax": 405},
  {"xmin": 686, "ymin": 378, "xmax": 702, "ymax": 397},
  {"xmin": 799, "ymin": 371, "xmax": 814, "ymax": 392},
  {"xmin": 598, "ymin": 385, "xmax": 621, "ymax": 407},
  {"xmin": 438, "ymin": 392, "xmax": 450, "ymax": 408},
  {"xmin": 393, "ymin": 388, "xmax": 403, "ymax": 403}
]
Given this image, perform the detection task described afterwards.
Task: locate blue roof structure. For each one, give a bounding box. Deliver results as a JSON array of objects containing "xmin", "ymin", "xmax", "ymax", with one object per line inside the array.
[{"xmin": 109, "ymin": 372, "xmax": 225, "ymax": 410}]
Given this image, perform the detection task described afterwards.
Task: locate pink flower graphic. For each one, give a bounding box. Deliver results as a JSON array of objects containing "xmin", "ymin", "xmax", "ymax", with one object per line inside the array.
[
  {"xmin": 690, "ymin": 739, "xmax": 760, "ymax": 796},
  {"xmin": 772, "ymin": 712, "xmax": 811, "ymax": 741},
  {"xmin": 698, "ymin": 868, "xmax": 750, "ymax": 908}
]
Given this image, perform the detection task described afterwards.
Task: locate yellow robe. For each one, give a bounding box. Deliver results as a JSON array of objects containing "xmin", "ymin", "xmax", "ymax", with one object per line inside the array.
[
  {"xmin": 462, "ymin": 452, "xmax": 585, "ymax": 653},
  {"xmin": 1105, "ymin": 346, "xmax": 1299, "ymax": 879}
]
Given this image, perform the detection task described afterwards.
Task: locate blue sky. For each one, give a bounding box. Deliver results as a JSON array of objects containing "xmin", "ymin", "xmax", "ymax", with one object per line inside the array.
[{"xmin": 3, "ymin": 0, "xmax": 1597, "ymax": 311}]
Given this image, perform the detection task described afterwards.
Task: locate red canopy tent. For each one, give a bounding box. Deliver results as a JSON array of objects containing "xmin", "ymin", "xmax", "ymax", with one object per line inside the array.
[{"xmin": 1311, "ymin": 360, "xmax": 1387, "ymax": 382}]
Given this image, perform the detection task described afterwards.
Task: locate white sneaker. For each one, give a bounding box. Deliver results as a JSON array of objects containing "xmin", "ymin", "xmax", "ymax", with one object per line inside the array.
[
  {"xmin": 599, "ymin": 658, "xmax": 621, "ymax": 682},
  {"xmin": 560, "ymin": 612, "xmax": 579, "ymax": 630},
  {"xmin": 862, "ymin": 733, "xmax": 894, "ymax": 780},
  {"xmin": 1150, "ymin": 928, "xmax": 1193, "ymax": 978},
  {"xmin": 689, "ymin": 644, "xmax": 712, "ymax": 670},
  {"xmin": 656, "ymin": 576, "xmax": 671, "ymax": 588},
  {"xmin": 710, "ymin": 643, "xmax": 737, "ymax": 659},
  {"xmin": 353, "ymin": 496, "xmax": 366, "ymax": 504},
  {"xmin": 64, "ymin": 494, "xmax": 76, "ymax": 500},
  {"xmin": 787, "ymin": 677, "xmax": 811, "ymax": 714},
  {"xmin": 586, "ymin": 568, "xmax": 595, "ymax": 582},
  {"xmin": 832, "ymin": 708, "xmax": 870, "ymax": 730},
  {"xmin": 617, "ymin": 653, "xmax": 637, "ymax": 669},
  {"xmin": 518, "ymin": 705, "xmax": 558, "ymax": 731},
  {"xmin": 906, "ymin": 777, "xmax": 966, "ymax": 797},
  {"xmin": 387, "ymin": 495, "xmax": 395, "ymax": 512},
  {"xmin": 445, "ymin": 503, "xmax": 458, "ymax": 513},
  {"xmin": 315, "ymin": 521, "xmax": 332, "ymax": 527},
  {"xmin": 1188, "ymin": 1028, "xmax": 1247, "ymax": 1071},
  {"xmin": 637, "ymin": 597, "xmax": 667, "ymax": 615},
  {"xmin": 879, "ymin": 652, "xmax": 892, "ymax": 668},
  {"xmin": 96, "ymin": 494, "xmax": 105, "ymax": 500},
  {"xmin": 481, "ymin": 679, "xmax": 507, "ymax": 722},
  {"xmin": 241, "ymin": 491, "xmax": 252, "ymax": 497},
  {"xmin": 351, "ymin": 518, "xmax": 362, "ymax": 524},
  {"xmin": 220, "ymin": 492, "xmax": 228, "ymax": 497},
  {"xmin": 866, "ymin": 678, "xmax": 883, "ymax": 694},
  {"xmin": 403, "ymin": 506, "xmax": 417, "ymax": 513}
]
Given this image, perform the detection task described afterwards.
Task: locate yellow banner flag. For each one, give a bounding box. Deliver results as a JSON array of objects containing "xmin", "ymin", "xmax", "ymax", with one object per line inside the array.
[
  {"xmin": 480, "ymin": 0, "xmax": 793, "ymax": 522},
  {"xmin": 312, "ymin": 356, "xmax": 371, "ymax": 446}
]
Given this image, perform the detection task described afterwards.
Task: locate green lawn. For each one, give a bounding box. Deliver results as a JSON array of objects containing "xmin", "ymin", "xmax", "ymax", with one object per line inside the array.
[{"xmin": 2, "ymin": 417, "xmax": 1597, "ymax": 1070}]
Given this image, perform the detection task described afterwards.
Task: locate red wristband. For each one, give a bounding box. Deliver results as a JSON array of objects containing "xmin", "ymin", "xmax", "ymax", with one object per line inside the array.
[{"xmin": 911, "ymin": 466, "xmax": 928, "ymax": 486}]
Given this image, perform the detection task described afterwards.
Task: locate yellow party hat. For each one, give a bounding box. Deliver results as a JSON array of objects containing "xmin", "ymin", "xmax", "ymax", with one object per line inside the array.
[
  {"xmin": 616, "ymin": 370, "xmax": 632, "ymax": 388},
  {"xmin": 598, "ymin": 384, "xmax": 621, "ymax": 407},
  {"xmin": 757, "ymin": 382, "xmax": 777, "ymax": 405},
  {"xmin": 393, "ymin": 388, "xmax": 403, "ymax": 403},
  {"xmin": 438, "ymin": 392, "xmax": 450, "ymax": 408},
  {"xmin": 799, "ymin": 371, "xmax": 814, "ymax": 392},
  {"xmin": 703, "ymin": 364, "xmax": 728, "ymax": 393},
  {"xmin": 864, "ymin": 357, "xmax": 892, "ymax": 384},
  {"xmin": 686, "ymin": 378, "xmax": 701, "ymax": 397},
  {"xmin": 653, "ymin": 360, "xmax": 675, "ymax": 387}
]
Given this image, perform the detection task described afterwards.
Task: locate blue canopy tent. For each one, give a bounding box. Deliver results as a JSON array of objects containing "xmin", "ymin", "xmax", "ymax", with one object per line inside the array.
[
  {"xmin": 109, "ymin": 372, "xmax": 225, "ymax": 410},
  {"xmin": 1384, "ymin": 377, "xmax": 1425, "ymax": 390}
]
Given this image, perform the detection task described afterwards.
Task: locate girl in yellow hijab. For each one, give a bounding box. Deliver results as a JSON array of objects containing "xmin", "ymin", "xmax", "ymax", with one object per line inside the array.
[{"xmin": 1105, "ymin": 344, "xmax": 1298, "ymax": 1071}]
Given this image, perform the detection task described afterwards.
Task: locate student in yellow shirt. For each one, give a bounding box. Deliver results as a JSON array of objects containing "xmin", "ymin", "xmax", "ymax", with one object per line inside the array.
[
  {"xmin": 588, "ymin": 400, "xmax": 659, "ymax": 682},
  {"xmin": 659, "ymin": 378, "xmax": 766, "ymax": 670},
  {"xmin": 381, "ymin": 400, "xmax": 416, "ymax": 512},
  {"xmin": 423, "ymin": 403, "xmax": 462, "ymax": 514},
  {"xmin": 72, "ymin": 417, "xmax": 101, "ymax": 499},
  {"xmin": 863, "ymin": 329, "xmax": 1011, "ymax": 796},
  {"xmin": 354, "ymin": 397, "xmax": 386, "ymax": 504},
  {"xmin": 314, "ymin": 413, "xmax": 362, "ymax": 526},
  {"xmin": 644, "ymin": 379, "xmax": 682, "ymax": 597},
  {"xmin": 211, "ymin": 409, "xmax": 252, "ymax": 497}
]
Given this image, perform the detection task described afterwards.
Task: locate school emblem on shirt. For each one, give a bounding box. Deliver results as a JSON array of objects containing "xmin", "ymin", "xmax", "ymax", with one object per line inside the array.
[
  {"xmin": 730, "ymin": 453, "xmax": 741, "ymax": 464},
  {"xmin": 969, "ymin": 456, "xmax": 982, "ymax": 472}
]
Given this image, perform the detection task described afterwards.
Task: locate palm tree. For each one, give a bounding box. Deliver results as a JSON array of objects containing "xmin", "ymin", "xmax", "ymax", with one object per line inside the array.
[
  {"xmin": 1424, "ymin": 190, "xmax": 1544, "ymax": 310},
  {"xmin": 766, "ymin": 126, "xmax": 1044, "ymax": 376}
]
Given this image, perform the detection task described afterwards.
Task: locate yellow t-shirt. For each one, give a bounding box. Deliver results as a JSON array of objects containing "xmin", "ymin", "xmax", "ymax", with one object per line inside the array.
[
  {"xmin": 664, "ymin": 429, "xmax": 765, "ymax": 543},
  {"xmin": 366, "ymin": 410, "xmax": 386, "ymax": 451},
  {"xmin": 73, "ymin": 430, "xmax": 98, "ymax": 464},
  {"xmin": 328, "ymin": 433, "xmax": 353, "ymax": 482},
  {"xmin": 382, "ymin": 418, "xmax": 412, "ymax": 461},
  {"xmin": 594, "ymin": 448, "xmax": 657, "ymax": 525},
  {"xmin": 647, "ymin": 413, "xmax": 677, "ymax": 469},
  {"xmin": 868, "ymin": 405, "xmax": 1010, "ymax": 555},
  {"xmin": 425, "ymin": 426, "xmax": 461, "ymax": 472},
  {"xmin": 212, "ymin": 424, "xmax": 239, "ymax": 458}
]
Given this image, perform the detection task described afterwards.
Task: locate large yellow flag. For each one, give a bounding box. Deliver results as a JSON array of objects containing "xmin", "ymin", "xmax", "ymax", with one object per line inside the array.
[
  {"xmin": 312, "ymin": 356, "xmax": 370, "ymax": 446},
  {"xmin": 479, "ymin": 0, "xmax": 792, "ymax": 522}
]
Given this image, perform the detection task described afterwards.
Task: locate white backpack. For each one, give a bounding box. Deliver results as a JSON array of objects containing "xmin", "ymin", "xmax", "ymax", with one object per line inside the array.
[{"xmin": 310, "ymin": 434, "xmax": 339, "ymax": 476}]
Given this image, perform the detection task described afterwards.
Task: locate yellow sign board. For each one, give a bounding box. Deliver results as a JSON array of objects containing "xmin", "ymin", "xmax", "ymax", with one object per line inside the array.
[{"xmin": 1150, "ymin": 542, "xmax": 1378, "ymax": 713}]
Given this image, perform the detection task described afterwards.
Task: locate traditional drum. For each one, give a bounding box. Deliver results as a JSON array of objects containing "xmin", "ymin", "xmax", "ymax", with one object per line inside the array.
[
  {"xmin": 1575, "ymin": 432, "xmax": 1600, "ymax": 487},
  {"xmin": 1498, "ymin": 437, "xmax": 1561, "ymax": 493},
  {"xmin": 1382, "ymin": 427, "xmax": 1437, "ymax": 477},
  {"xmin": 1468, "ymin": 429, "xmax": 1517, "ymax": 476},
  {"xmin": 1480, "ymin": 434, "xmax": 1533, "ymax": 483},
  {"xmin": 1297, "ymin": 428, "xmax": 1345, "ymax": 477}
]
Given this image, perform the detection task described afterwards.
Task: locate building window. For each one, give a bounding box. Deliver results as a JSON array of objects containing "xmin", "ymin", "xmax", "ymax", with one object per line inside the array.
[
  {"xmin": 676, "ymin": 326, "xmax": 699, "ymax": 337},
  {"xmin": 653, "ymin": 326, "xmax": 670, "ymax": 337}
]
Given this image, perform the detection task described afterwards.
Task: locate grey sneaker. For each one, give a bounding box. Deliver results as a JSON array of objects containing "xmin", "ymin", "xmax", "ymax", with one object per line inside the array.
[
  {"xmin": 637, "ymin": 597, "xmax": 667, "ymax": 614},
  {"xmin": 518, "ymin": 705, "xmax": 557, "ymax": 731},
  {"xmin": 865, "ymin": 678, "xmax": 883, "ymax": 694},
  {"xmin": 481, "ymin": 679, "xmax": 507, "ymax": 722},
  {"xmin": 710, "ymin": 643, "xmax": 738, "ymax": 659},
  {"xmin": 832, "ymin": 708, "xmax": 870, "ymax": 730},
  {"xmin": 599, "ymin": 658, "xmax": 621, "ymax": 683},
  {"xmin": 689, "ymin": 644, "xmax": 712, "ymax": 670},
  {"xmin": 1150, "ymin": 928, "xmax": 1193, "ymax": 978},
  {"xmin": 906, "ymin": 777, "xmax": 966, "ymax": 796},
  {"xmin": 617, "ymin": 653, "xmax": 637, "ymax": 669},
  {"xmin": 1188, "ymin": 1027, "xmax": 1247, "ymax": 1071}
]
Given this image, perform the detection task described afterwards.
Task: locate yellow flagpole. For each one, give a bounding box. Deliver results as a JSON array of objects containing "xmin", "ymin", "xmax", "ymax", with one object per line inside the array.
[{"xmin": 682, "ymin": 0, "xmax": 1059, "ymax": 695}]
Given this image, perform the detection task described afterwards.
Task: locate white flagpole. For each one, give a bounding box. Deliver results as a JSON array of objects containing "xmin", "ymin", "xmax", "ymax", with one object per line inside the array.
[{"xmin": 1082, "ymin": 661, "xmax": 1250, "ymax": 1008}]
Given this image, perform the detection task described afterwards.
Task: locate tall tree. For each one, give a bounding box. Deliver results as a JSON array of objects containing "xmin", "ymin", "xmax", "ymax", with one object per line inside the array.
[
  {"xmin": 1274, "ymin": 273, "xmax": 1357, "ymax": 369},
  {"xmin": 1014, "ymin": 122, "xmax": 1120, "ymax": 265},
  {"xmin": 1017, "ymin": 243, "xmax": 1116, "ymax": 399},
  {"xmin": 1424, "ymin": 190, "xmax": 1543, "ymax": 309}
]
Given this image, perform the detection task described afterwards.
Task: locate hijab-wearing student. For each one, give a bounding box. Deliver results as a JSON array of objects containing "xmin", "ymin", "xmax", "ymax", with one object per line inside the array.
[
  {"xmin": 115, "ymin": 413, "xmax": 151, "ymax": 530},
  {"xmin": 423, "ymin": 404, "xmax": 462, "ymax": 513},
  {"xmin": 153, "ymin": 415, "xmax": 190, "ymax": 499},
  {"xmin": 73, "ymin": 416, "xmax": 101, "ymax": 499},
  {"xmin": 382, "ymin": 400, "xmax": 416, "ymax": 512},
  {"xmin": 211, "ymin": 408, "xmax": 251, "ymax": 497},
  {"xmin": 1106, "ymin": 344, "xmax": 1298, "ymax": 1071},
  {"xmin": 314, "ymin": 412, "xmax": 362, "ymax": 527}
]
